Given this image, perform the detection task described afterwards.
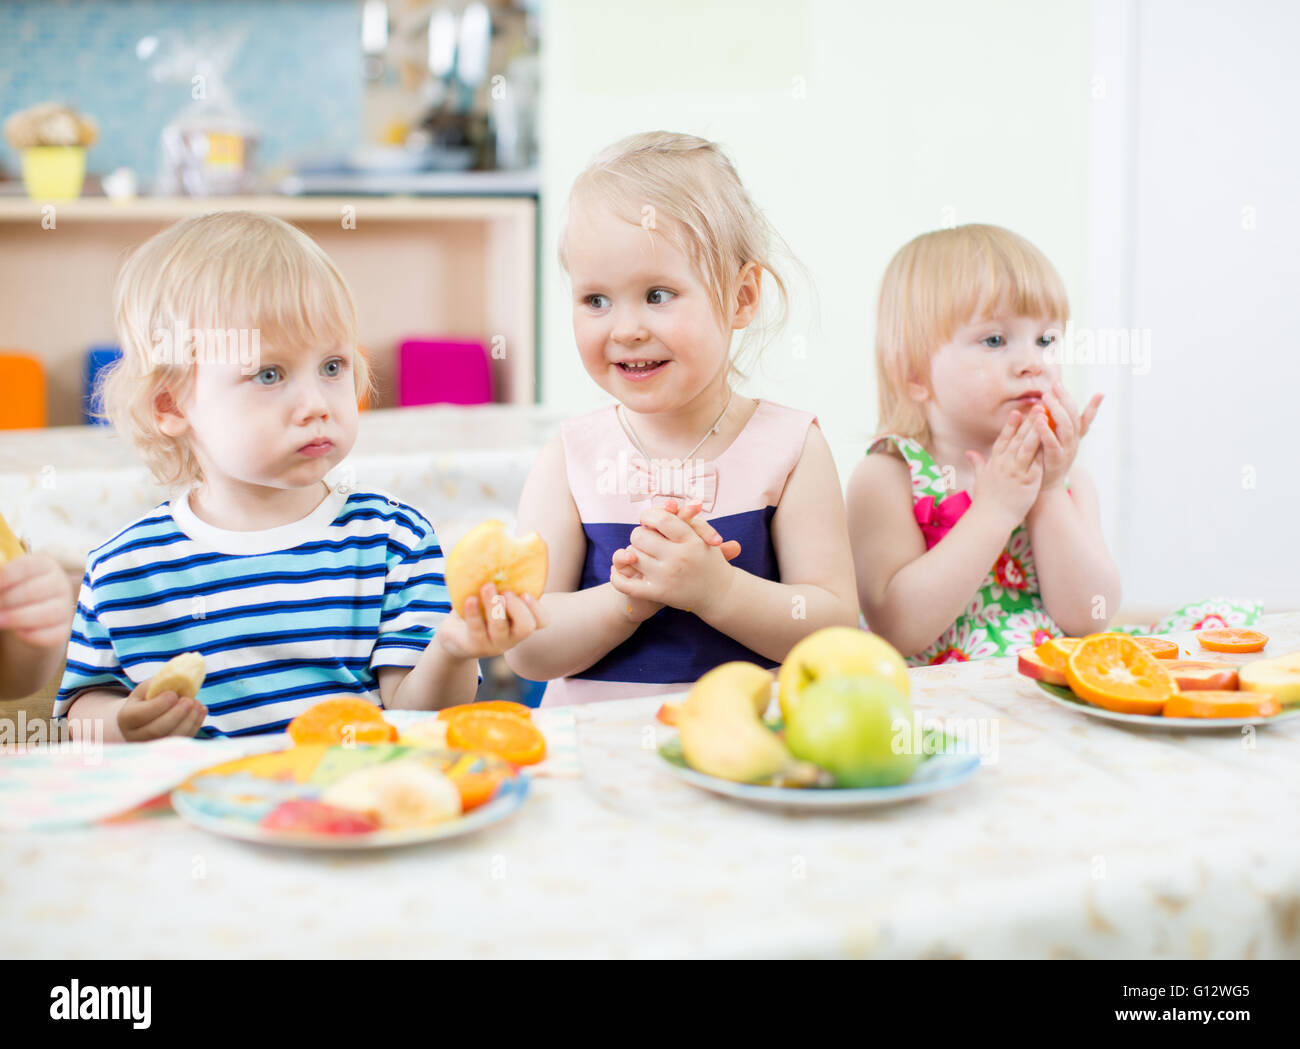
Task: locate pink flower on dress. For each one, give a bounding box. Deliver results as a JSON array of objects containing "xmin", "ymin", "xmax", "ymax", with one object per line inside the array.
[
  {"xmin": 1191, "ymin": 613, "xmax": 1228, "ymax": 630},
  {"xmin": 914, "ymin": 620, "xmax": 1002, "ymax": 666},
  {"xmin": 986, "ymin": 527, "xmax": 1039, "ymax": 600},
  {"xmin": 931, "ymin": 647, "xmax": 969, "ymax": 664},
  {"xmin": 1000, "ymin": 608, "xmax": 1063, "ymax": 650}
]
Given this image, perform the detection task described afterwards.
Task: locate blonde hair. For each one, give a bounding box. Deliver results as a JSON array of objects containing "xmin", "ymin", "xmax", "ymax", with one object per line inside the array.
[
  {"xmin": 875, "ymin": 224, "xmax": 1070, "ymax": 446},
  {"xmin": 100, "ymin": 211, "xmax": 370, "ymax": 487},
  {"xmin": 558, "ymin": 131, "xmax": 797, "ymax": 375}
]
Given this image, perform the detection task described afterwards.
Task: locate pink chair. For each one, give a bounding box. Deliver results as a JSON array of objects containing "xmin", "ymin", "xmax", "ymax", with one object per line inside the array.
[{"xmin": 397, "ymin": 339, "xmax": 493, "ymax": 407}]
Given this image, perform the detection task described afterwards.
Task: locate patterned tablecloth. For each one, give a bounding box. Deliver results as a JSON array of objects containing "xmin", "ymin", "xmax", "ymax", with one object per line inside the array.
[
  {"xmin": 1, "ymin": 614, "xmax": 1297, "ymax": 959},
  {"xmin": 0, "ymin": 404, "xmax": 567, "ymax": 569}
]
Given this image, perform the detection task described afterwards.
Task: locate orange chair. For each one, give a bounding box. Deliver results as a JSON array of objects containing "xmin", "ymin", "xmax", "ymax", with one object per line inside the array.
[{"xmin": 0, "ymin": 353, "xmax": 46, "ymax": 430}]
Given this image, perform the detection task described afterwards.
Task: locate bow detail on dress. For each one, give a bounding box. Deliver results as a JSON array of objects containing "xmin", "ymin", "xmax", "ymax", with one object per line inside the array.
[
  {"xmin": 627, "ymin": 455, "xmax": 718, "ymax": 512},
  {"xmin": 913, "ymin": 491, "xmax": 972, "ymax": 550}
]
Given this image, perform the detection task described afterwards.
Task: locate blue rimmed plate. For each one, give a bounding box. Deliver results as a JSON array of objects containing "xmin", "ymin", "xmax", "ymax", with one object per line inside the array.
[
  {"xmin": 657, "ymin": 732, "xmax": 980, "ymax": 810},
  {"xmin": 170, "ymin": 744, "xmax": 529, "ymax": 849}
]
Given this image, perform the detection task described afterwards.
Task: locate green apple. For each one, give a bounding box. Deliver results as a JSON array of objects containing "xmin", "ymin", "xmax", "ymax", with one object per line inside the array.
[
  {"xmin": 778, "ymin": 627, "xmax": 909, "ymax": 724},
  {"xmin": 784, "ymin": 676, "xmax": 919, "ymax": 787}
]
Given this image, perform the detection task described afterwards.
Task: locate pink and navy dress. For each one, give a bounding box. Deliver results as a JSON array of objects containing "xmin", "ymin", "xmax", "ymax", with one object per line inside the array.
[{"xmin": 543, "ymin": 398, "xmax": 816, "ymax": 706}]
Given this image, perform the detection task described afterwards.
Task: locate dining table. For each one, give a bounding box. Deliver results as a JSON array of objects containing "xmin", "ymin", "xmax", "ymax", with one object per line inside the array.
[{"xmin": 2, "ymin": 613, "xmax": 1297, "ymax": 959}]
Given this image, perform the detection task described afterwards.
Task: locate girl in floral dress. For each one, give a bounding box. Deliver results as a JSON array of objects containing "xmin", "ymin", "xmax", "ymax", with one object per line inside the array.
[{"xmin": 846, "ymin": 224, "xmax": 1256, "ymax": 666}]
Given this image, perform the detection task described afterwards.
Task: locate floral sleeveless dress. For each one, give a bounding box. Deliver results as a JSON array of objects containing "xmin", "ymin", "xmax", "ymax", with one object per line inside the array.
[{"xmin": 866, "ymin": 434, "xmax": 1260, "ymax": 666}]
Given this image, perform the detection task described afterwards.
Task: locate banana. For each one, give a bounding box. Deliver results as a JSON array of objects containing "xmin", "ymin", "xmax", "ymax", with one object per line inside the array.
[
  {"xmin": 677, "ymin": 662, "xmax": 794, "ymax": 783},
  {"xmin": 1239, "ymin": 651, "xmax": 1300, "ymax": 706},
  {"xmin": 321, "ymin": 759, "xmax": 462, "ymax": 828},
  {"xmin": 146, "ymin": 651, "xmax": 206, "ymax": 700}
]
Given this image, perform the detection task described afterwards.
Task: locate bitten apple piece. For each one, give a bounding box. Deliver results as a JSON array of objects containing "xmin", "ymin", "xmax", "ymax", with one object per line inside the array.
[
  {"xmin": 145, "ymin": 651, "xmax": 206, "ymax": 700},
  {"xmin": 0, "ymin": 511, "xmax": 25, "ymax": 564},
  {"xmin": 1239, "ymin": 651, "xmax": 1300, "ymax": 706},
  {"xmin": 444, "ymin": 519, "xmax": 548, "ymax": 617}
]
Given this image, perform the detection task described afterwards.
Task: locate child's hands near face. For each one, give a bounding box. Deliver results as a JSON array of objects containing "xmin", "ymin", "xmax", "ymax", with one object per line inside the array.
[
  {"xmin": 612, "ymin": 499, "xmax": 738, "ymax": 616},
  {"xmin": 437, "ymin": 583, "xmax": 548, "ymax": 660},
  {"xmin": 0, "ymin": 553, "xmax": 73, "ymax": 649},
  {"xmin": 966, "ymin": 409, "xmax": 1044, "ymax": 529},
  {"xmin": 118, "ymin": 679, "xmax": 208, "ymax": 741},
  {"xmin": 1036, "ymin": 383, "xmax": 1103, "ymax": 491}
]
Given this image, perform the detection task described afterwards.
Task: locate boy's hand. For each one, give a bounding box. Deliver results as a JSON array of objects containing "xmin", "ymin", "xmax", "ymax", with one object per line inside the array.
[
  {"xmin": 966, "ymin": 409, "xmax": 1044, "ymax": 529},
  {"xmin": 610, "ymin": 499, "xmax": 741, "ymax": 620},
  {"xmin": 1036, "ymin": 383, "xmax": 1103, "ymax": 492},
  {"xmin": 613, "ymin": 499, "xmax": 737, "ymax": 616},
  {"xmin": 0, "ymin": 553, "xmax": 73, "ymax": 649},
  {"xmin": 118, "ymin": 678, "xmax": 208, "ymax": 741},
  {"xmin": 437, "ymin": 583, "xmax": 548, "ymax": 660}
]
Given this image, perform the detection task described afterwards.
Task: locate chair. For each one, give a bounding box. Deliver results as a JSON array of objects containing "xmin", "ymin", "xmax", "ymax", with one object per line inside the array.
[
  {"xmin": 84, "ymin": 345, "xmax": 122, "ymax": 425},
  {"xmin": 397, "ymin": 338, "xmax": 493, "ymax": 407},
  {"xmin": 0, "ymin": 352, "xmax": 46, "ymax": 430}
]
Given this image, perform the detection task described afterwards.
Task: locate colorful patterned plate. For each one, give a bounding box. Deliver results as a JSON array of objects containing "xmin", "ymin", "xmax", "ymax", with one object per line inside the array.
[
  {"xmin": 1033, "ymin": 681, "xmax": 1300, "ymax": 730},
  {"xmin": 170, "ymin": 743, "xmax": 529, "ymax": 849}
]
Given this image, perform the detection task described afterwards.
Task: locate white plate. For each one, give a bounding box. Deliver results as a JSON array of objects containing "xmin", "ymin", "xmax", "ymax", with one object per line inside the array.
[{"xmin": 1033, "ymin": 681, "xmax": 1300, "ymax": 730}]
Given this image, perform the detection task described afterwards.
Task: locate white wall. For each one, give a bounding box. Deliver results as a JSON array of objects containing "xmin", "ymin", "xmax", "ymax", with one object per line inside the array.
[
  {"xmin": 538, "ymin": 0, "xmax": 1091, "ymax": 487},
  {"xmin": 1086, "ymin": 0, "xmax": 1299, "ymax": 612}
]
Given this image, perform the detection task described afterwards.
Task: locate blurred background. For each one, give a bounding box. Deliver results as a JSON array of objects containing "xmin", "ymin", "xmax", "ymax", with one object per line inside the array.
[{"xmin": 0, "ymin": 0, "xmax": 1294, "ymax": 652}]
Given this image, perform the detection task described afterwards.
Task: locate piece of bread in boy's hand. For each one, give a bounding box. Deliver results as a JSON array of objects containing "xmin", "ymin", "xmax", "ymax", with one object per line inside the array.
[
  {"xmin": 444, "ymin": 519, "xmax": 548, "ymax": 617},
  {"xmin": 0, "ymin": 511, "xmax": 26, "ymax": 564},
  {"xmin": 145, "ymin": 651, "xmax": 207, "ymax": 700}
]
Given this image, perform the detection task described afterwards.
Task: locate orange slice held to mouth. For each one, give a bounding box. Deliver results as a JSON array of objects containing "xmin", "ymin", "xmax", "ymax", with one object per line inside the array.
[
  {"xmin": 1163, "ymin": 691, "xmax": 1280, "ymax": 719},
  {"xmin": 287, "ymin": 697, "xmax": 399, "ymax": 746},
  {"xmin": 1196, "ymin": 628, "xmax": 1268, "ymax": 653},
  {"xmin": 445, "ymin": 710, "xmax": 547, "ymax": 766},
  {"xmin": 1064, "ymin": 634, "xmax": 1176, "ymax": 715},
  {"xmin": 1133, "ymin": 637, "xmax": 1180, "ymax": 660}
]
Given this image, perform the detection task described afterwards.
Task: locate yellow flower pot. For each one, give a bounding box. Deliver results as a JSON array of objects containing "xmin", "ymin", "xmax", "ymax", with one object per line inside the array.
[{"xmin": 21, "ymin": 146, "xmax": 86, "ymax": 200}]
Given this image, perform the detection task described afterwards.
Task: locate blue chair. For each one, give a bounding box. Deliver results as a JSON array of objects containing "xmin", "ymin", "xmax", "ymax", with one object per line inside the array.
[{"xmin": 84, "ymin": 345, "xmax": 122, "ymax": 425}]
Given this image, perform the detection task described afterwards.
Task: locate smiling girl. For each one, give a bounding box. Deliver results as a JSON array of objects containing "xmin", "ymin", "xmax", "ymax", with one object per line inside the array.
[
  {"xmin": 56, "ymin": 212, "xmax": 542, "ymax": 741},
  {"xmin": 506, "ymin": 132, "xmax": 858, "ymax": 704}
]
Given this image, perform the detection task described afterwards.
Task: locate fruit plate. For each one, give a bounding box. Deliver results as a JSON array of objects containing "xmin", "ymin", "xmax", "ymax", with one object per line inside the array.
[
  {"xmin": 656, "ymin": 735, "xmax": 980, "ymax": 810},
  {"xmin": 1032, "ymin": 681, "xmax": 1300, "ymax": 730},
  {"xmin": 170, "ymin": 744, "xmax": 529, "ymax": 850}
]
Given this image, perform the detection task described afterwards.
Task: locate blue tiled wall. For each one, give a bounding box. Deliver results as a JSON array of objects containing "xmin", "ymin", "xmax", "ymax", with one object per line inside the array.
[{"xmin": 0, "ymin": 0, "xmax": 361, "ymax": 184}]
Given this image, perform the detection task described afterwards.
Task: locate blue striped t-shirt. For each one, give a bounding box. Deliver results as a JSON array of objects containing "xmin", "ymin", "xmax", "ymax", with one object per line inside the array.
[{"xmin": 54, "ymin": 486, "xmax": 456, "ymax": 737}]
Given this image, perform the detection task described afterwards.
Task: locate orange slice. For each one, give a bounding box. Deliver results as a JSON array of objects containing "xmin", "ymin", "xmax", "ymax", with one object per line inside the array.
[
  {"xmin": 1196, "ymin": 628, "xmax": 1268, "ymax": 653},
  {"xmin": 1034, "ymin": 637, "xmax": 1082, "ymax": 674},
  {"xmin": 1065, "ymin": 634, "xmax": 1176, "ymax": 715},
  {"xmin": 452, "ymin": 770, "xmax": 509, "ymax": 812},
  {"xmin": 1163, "ymin": 691, "xmax": 1280, "ymax": 719},
  {"xmin": 287, "ymin": 697, "xmax": 398, "ymax": 746},
  {"xmin": 1134, "ymin": 637, "xmax": 1179, "ymax": 660},
  {"xmin": 445, "ymin": 710, "xmax": 547, "ymax": 765},
  {"xmin": 437, "ymin": 700, "xmax": 533, "ymax": 722}
]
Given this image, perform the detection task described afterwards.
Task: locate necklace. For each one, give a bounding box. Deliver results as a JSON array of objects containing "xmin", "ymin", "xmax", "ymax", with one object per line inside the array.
[{"xmin": 619, "ymin": 389, "xmax": 734, "ymax": 462}]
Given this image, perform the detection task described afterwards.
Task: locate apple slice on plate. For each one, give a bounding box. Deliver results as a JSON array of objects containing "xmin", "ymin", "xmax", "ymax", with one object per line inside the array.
[
  {"xmin": 1017, "ymin": 647, "xmax": 1067, "ymax": 686},
  {"xmin": 1165, "ymin": 659, "xmax": 1238, "ymax": 691}
]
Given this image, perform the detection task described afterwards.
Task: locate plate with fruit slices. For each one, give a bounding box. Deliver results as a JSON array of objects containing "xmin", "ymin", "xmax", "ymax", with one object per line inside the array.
[
  {"xmin": 171, "ymin": 742, "xmax": 530, "ymax": 850},
  {"xmin": 655, "ymin": 630, "xmax": 981, "ymax": 811},
  {"xmin": 1018, "ymin": 633, "xmax": 1300, "ymax": 730},
  {"xmin": 171, "ymin": 695, "xmax": 547, "ymax": 849}
]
